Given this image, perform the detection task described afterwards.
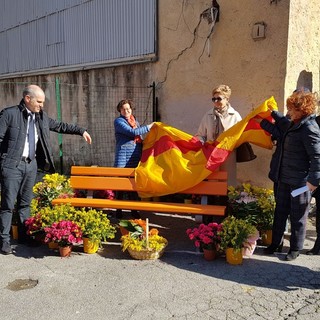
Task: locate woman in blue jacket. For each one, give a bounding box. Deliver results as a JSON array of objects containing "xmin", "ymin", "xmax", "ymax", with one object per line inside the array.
[
  {"xmin": 114, "ymin": 99, "xmax": 153, "ymax": 218},
  {"xmin": 114, "ymin": 99, "xmax": 152, "ymax": 168}
]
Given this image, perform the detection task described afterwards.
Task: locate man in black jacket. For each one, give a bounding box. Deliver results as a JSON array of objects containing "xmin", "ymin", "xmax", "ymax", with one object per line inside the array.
[{"xmin": 0, "ymin": 84, "xmax": 92, "ymax": 254}]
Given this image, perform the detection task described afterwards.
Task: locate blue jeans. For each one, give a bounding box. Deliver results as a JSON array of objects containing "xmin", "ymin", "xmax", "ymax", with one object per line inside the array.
[{"xmin": 0, "ymin": 159, "xmax": 37, "ymax": 243}]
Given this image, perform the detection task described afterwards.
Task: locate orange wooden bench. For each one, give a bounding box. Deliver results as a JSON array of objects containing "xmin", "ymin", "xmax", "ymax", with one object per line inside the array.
[{"xmin": 52, "ymin": 166, "xmax": 228, "ymax": 217}]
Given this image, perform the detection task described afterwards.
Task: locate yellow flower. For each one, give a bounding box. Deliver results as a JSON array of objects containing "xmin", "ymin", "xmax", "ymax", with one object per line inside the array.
[
  {"xmin": 33, "ymin": 173, "xmax": 74, "ymax": 208},
  {"xmin": 121, "ymin": 233, "xmax": 167, "ymax": 252},
  {"xmin": 227, "ymin": 183, "xmax": 275, "ymax": 230}
]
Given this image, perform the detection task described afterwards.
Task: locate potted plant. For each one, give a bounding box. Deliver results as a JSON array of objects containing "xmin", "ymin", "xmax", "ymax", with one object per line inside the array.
[
  {"xmin": 25, "ymin": 203, "xmax": 75, "ymax": 242},
  {"xmin": 44, "ymin": 220, "xmax": 83, "ymax": 257},
  {"xmin": 227, "ymin": 183, "xmax": 275, "ymax": 237},
  {"xmin": 26, "ymin": 204, "xmax": 117, "ymax": 253},
  {"xmin": 218, "ymin": 216, "xmax": 257, "ymax": 265},
  {"xmin": 120, "ymin": 219, "xmax": 168, "ymax": 260},
  {"xmin": 73, "ymin": 208, "xmax": 117, "ymax": 253},
  {"xmin": 32, "ymin": 173, "xmax": 74, "ymax": 209},
  {"xmin": 119, "ymin": 219, "xmax": 146, "ymax": 236},
  {"xmin": 186, "ymin": 222, "xmax": 222, "ymax": 260}
]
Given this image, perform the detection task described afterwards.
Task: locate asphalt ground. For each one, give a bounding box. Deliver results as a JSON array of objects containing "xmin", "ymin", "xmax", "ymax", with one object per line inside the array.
[{"xmin": 0, "ymin": 210, "xmax": 319, "ymax": 320}]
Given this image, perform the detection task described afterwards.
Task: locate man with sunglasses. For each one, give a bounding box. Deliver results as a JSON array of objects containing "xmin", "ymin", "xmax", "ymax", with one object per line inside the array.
[{"xmin": 196, "ymin": 84, "xmax": 242, "ymax": 186}]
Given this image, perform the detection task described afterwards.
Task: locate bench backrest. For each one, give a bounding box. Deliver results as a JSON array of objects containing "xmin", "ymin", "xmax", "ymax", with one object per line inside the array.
[{"xmin": 69, "ymin": 166, "xmax": 228, "ymax": 196}]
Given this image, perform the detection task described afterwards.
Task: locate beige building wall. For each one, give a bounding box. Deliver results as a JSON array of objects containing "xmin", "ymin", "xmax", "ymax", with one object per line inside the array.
[
  {"xmin": 286, "ymin": 0, "xmax": 320, "ymax": 96},
  {"xmin": 1, "ymin": 0, "xmax": 320, "ymax": 188},
  {"xmin": 154, "ymin": 0, "xmax": 319, "ymax": 188}
]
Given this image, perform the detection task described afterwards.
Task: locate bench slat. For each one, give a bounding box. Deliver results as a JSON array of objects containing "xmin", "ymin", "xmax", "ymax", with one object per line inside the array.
[
  {"xmin": 70, "ymin": 176, "xmax": 136, "ymax": 190},
  {"xmin": 70, "ymin": 176, "xmax": 227, "ymax": 195},
  {"xmin": 70, "ymin": 166, "xmax": 227, "ymax": 181},
  {"xmin": 51, "ymin": 198, "xmax": 226, "ymax": 216},
  {"xmin": 53, "ymin": 166, "xmax": 228, "ymax": 217},
  {"xmin": 71, "ymin": 166, "xmax": 135, "ymax": 176}
]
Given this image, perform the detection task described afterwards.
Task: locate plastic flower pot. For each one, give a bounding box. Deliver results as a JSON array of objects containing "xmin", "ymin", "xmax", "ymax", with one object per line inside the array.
[
  {"xmin": 83, "ymin": 237, "xmax": 100, "ymax": 254},
  {"xmin": 226, "ymin": 248, "xmax": 243, "ymax": 265}
]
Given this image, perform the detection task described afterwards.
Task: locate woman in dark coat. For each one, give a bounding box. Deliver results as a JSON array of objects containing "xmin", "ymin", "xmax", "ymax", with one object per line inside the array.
[
  {"xmin": 264, "ymin": 89, "xmax": 320, "ymax": 261},
  {"xmin": 260, "ymin": 110, "xmax": 291, "ymax": 196}
]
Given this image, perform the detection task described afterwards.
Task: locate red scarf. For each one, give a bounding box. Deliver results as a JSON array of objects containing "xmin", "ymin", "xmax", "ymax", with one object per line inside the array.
[{"xmin": 127, "ymin": 115, "xmax": 142, "ymax": 143}]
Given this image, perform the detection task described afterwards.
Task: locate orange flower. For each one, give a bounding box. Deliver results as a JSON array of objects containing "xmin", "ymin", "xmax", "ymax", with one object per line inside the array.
[
  {"xmin": 130, "ymin": 219, "xmax": 146, "ymax": 230},
  {"xmin": 149, "ymin": 228, "xmax": 159, "ymax": 236}
]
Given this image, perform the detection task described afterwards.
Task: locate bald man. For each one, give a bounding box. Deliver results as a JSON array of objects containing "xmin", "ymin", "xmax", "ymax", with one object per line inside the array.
[{"xmin": 0, "ymin": 85, "xmax": 92, "ymax": 254}]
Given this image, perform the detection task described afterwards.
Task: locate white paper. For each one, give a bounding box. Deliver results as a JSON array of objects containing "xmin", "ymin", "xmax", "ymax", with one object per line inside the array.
[{"xmin": 291, "ymin": 186, "xmax": 309, "ymax": 197}]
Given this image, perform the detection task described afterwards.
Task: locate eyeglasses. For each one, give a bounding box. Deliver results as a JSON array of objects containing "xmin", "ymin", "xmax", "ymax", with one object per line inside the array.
[{"xmin": 212, "ymin": 97, "xmax": 223, "ymax": 102}]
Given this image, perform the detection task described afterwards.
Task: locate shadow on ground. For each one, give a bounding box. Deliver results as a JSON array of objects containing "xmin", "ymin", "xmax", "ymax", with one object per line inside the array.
[{"xmin": 11, "ymin": 210, "xmax": 320, "ymax": 292}]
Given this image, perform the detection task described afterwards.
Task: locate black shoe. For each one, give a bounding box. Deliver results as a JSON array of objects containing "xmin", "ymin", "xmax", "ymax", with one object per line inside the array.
[
  {"xmin": 1, "ymin": 242, "xmax": 13, "ymax": 255},
  {"xmin": 263, "ymin": 242, "xmax": 283, "ymax": 254},
  {"xmin": 131, "ymin": 211, "xmax": 140, "ymax": 219},
  {"xmin": 286, "ymin": 250, "xmax": 299, "ymax": 261},
  {"xmin": 306, "ymin": 237, "xmax": 320, "ymax": 255}
]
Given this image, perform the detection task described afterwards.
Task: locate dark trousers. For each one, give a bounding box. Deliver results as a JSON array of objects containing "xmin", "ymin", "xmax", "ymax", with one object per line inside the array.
[
  {"xmin": 0, "ymin": 159, "xmax": 37, "ymax": 243},
  {"xmin": 314, "ymin": 190, "xmax": 320, "ymax": 235},
  {"xmin": 272, "ymin": 181, "xmax": 310, "ymax": 251}
]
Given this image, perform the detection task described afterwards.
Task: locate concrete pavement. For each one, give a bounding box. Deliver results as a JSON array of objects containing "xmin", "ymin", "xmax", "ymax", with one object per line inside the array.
[{"xmin": 0, "ymin": 211, "xmax": 319, "ymax": 320}]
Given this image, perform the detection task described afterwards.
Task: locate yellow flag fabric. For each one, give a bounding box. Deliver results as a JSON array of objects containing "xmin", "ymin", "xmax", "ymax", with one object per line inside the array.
[
  {"xmin": 216, "ymin": 96, "xmax": 278, "ymax": 150},
  {"xmin": 135, "ymin": 123, "xmax": 214, "ymax": 197},
  {"xmin": 135, "ymin": 97, "xmax": 278, "ymax": 197}
]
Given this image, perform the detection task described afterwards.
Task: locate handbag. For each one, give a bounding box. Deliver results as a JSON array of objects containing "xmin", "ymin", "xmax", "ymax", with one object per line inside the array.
[{"xmin": 236, "ymin": 142, "xmax": 257, "ymax": 163}]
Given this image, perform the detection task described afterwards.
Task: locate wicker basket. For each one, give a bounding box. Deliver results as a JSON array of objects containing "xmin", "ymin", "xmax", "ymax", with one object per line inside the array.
[{"xmin": 127, "ymin": 242, "xmax": 168, "ymax": 260}]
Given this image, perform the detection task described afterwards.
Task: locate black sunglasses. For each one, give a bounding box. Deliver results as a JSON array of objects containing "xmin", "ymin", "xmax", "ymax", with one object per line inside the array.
[{"xmin": 212, "ymin": 97, "xmax": 223, "ymax": 102}]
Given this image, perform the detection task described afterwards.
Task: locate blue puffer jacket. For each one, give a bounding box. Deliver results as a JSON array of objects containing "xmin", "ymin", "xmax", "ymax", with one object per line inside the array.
[
  {"xmin": 114, "ymin": 116, "xmax": 150, "ymax": 168},
  {"xmin": 277, "ymin": 114, "xmax": 320, "ymax": 187}
]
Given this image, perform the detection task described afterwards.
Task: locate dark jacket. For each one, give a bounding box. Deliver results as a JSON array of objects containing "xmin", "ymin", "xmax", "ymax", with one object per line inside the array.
[
  {"xmin": 114, "ymin": 115, "xmax": 150, "ymax": 168},
  {"xmin": 260, "ymin": 111, "xmax": 290, "ymax": 182},
  {"xmin": 278, "ymin": 114, "xmax": 320, "ymax": 187},
  {"xmin": 0, "ymin": 99, "xmax": 86, "ymax": 172}
]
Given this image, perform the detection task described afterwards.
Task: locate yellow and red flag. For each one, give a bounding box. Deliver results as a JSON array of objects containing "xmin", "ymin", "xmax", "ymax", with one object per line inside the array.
[{"xmin": 135, "ymin": 96, "xmax": 278, "ymax": 197}]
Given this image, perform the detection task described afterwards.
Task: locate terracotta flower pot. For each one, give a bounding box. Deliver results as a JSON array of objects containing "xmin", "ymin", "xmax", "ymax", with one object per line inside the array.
[
  {"xmin": 48, "ymin": 241, "xmax": 59, "ymax": 249},
  {"xmin": 203, "ymin": 248, "xmax": 216, "ymax": 261},
  {"xmin": 59, "ymin": 245, "xmax": 72, "ymax": 257},
  {"xmin": 261, "ymin": 230, "xmax": 272, "ymax": 246},
  {"xmin": 11, "ymin": 225, "xmax": 19, "ymax": 240},
  {"xmin": 119, "ymin": 226, "xmax": 129, "ymax": 236}
]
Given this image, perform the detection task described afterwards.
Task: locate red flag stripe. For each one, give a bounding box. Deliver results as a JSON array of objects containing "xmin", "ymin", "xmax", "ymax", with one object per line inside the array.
[{"xmin": 140, "ymin": 135, "xmax": 204, "ymax": 162}]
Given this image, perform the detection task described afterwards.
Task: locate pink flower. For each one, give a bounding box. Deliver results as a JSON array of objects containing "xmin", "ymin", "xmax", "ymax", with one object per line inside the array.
[
  {"xmin": 44, "ymin": 220, "xmax": 82, "ymax": 247},
  {"xmin": 186, "ymin": 222, "xmax": 222, "ymax": 250}
]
